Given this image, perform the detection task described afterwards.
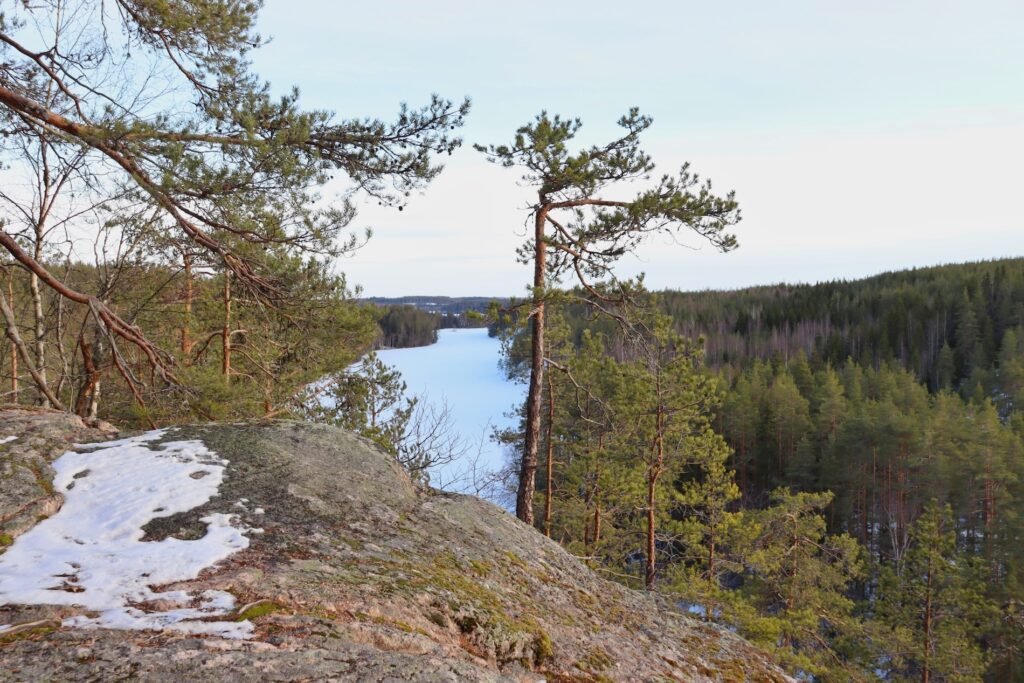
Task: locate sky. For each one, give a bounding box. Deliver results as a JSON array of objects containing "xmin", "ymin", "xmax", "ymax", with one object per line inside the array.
[{"xmin": 253, "ymin": 1, "xmax": 1024, "ymax": 297}]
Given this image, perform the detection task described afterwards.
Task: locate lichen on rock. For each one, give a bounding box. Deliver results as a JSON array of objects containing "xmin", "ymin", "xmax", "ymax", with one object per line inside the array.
[{"xmin": 0, "ymin": 409, "xmax": 792, "ymax": 682}]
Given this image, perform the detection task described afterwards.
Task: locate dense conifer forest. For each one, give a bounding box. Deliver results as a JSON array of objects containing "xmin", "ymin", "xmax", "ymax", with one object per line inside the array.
[
  {"xmin": 550, "ymin": 258, "xmax": 1024, "ymax": 397},
  {"xmin": 492, "ymin": 258, "xmax": 1024, "ymax": 680}
]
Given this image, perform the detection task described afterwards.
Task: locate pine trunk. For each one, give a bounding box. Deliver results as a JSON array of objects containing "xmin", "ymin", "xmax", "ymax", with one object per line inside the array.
[
  {"xmin": 7, "ymin": 272, "xmax": 17, "ymax": 402},
  {"xmin": 646, "ymin": 403, "xmax": 665, "ymax": 590},
  {"xmin": 29, "ymin": 273, "xmax": 46, "ymax": 408},
  {"xmin": 518, "ymin": 204, "xmax": 549, "ymax": 524},
  {"xmin": 646, "ymin": 468, "xmax": 659, "ymax": 590},
  {"xmin": 922, "ymin": 561, "xmax": 933, "ymax": 683},
  {"xmin": 543, "ymin": 373, "xmax": 555, "ymax": 538},
  {"xmin": 181, "ymin": 254, "xmax": 193, "ymax": 359},
  {"xmin": 222, "ymin": 273, "xmax": 232, "ymax": 384}
]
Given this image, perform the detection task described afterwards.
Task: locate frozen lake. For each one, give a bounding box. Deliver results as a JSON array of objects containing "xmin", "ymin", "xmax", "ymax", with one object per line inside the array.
[{"xmin": 375, "ymin": 328, "xmax": 524, "ymax": 499}]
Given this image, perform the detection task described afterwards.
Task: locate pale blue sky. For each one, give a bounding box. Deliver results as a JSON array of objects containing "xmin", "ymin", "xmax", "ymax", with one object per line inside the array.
[{"xmin": 254, "ymin": 1, "xmax": 1024, "ymax": 296}]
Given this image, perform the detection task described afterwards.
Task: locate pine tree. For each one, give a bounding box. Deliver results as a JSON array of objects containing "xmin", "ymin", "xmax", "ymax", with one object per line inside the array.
[
  {"xmin": 955, "ymin": 291, "xmax": 981, "ymax": 382},
  {"xmin": 0, "ymin": 0, "xmax": 468, "ymax": 405},
  {"xmin": 789, "ymin": 350, "xmax": 815, "ymax": 398},
  {"xmin": 313, "ymin": 353, "xmax": 415, "ymax": 456},
  {"xmin": 622, "ymin": 318, "xmax": 728, "ymax": 589},
  {"xmin": 765, "ymin": 370, "xmax": 811, "ymax": 484},
  {"xmin": 477, "ymin": 110, "xmax": 740, "ymax": 523},
  {"xmin": 730, "ymin": 489, "xmax": 868, "ymax": 680},
  {"xmin": 721, "ymin": 372, "xmax": 762, "ymax": 500},
  {"xmin": 811, "ymin": 366, "xmax": 848, "ymax": 446},
  {"xmin": 996, "ymin": 327, "xmax": 1024, "ymax": 413},
  {"xmin": 936, "ymin": 342, "xmax": 956, "ymax": 391},
  {"xmin": 877, "ymin": 501, "xmax": 991, "ymax": 683},
  {"xmin": 665, "ymin": 430, "xmax": 743, "ymax": 622}
]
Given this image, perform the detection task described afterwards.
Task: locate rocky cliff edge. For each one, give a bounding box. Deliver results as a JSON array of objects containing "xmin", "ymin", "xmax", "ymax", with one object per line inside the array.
[{"xmin": 0, "ymin": 408, "xmax": 791, "ymax": 682}]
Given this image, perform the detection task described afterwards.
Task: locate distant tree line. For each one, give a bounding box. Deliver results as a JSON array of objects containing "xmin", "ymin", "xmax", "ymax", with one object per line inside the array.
[
  {"xmin": 534, "ymin": 259, "xmax": 1024, "ymax": 397},
  {"xmin": 375, "ymin": 306, "xmax": 439, "ymax": 348},
  {"xmin": 373, "ymin": 304, "xmax": 491, "ymax": 349},
  {"xmin": 365, "ymin": 296, "xmax": 505, "ymax": 316}
]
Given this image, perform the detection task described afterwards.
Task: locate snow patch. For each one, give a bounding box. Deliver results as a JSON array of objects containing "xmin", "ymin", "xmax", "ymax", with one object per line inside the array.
[
  {"xmin": 0, "ymin": 435, "xmax": 16, "ymax": 445},
  {"xmin": 0, "ymin": 430, "xmax": 256, "ymax": 638}
]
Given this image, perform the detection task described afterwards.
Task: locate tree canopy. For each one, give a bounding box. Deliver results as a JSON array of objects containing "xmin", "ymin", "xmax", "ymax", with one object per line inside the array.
[
  {"xmin": 479, "ymin": 109, "xmax": 740, "ymax": 522},
  {"xmin": 0, "ymin": 0, "xmax": 468, "ymax": 398}
]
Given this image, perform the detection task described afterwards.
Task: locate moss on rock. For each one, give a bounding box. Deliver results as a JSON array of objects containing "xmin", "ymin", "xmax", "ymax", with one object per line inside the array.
[{"xmin": 0, "ymin": 412, "xmax": 793, "ymax": 682}]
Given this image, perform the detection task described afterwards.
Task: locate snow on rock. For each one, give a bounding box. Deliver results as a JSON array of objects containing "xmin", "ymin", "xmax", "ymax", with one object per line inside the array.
[{"xmin": 0, "ymin": 430, "xmax": 256, "ymax": 638}]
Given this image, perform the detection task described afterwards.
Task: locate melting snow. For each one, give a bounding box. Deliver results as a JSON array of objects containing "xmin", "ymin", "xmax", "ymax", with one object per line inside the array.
[{"xmin": 0, "ymin": 430, "xmax": 256, "ymax": 638}]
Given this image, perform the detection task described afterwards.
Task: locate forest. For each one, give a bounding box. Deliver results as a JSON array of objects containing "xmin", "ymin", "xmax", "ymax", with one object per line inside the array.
[
  {"xmin": 491, "ymin": 258, "xmax": 1024, "ymax": 681},
  {"xmin": 372, "ymin": 298, "xmax": 494, "ymax": 349},
  {"xmin": 0, "ymin": 2, "xmax": 1020, "ymax": 681}
]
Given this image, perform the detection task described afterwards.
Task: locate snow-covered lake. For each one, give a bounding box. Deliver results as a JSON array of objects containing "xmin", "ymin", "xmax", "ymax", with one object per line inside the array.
[{"xmin": 375, "ymin": 328, "xmax": 524, "ymax": 499}]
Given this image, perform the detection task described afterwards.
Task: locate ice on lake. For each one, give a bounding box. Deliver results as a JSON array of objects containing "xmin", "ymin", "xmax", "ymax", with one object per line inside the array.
[{"xmin": 375, "ymin": 328, "xmax": 524, "ymax": 501}]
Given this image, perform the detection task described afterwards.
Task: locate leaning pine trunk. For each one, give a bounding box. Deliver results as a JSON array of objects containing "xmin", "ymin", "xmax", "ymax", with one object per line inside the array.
[{"xmin": 518, "ymin": 203, "xmax": 550, "ymax": 524}]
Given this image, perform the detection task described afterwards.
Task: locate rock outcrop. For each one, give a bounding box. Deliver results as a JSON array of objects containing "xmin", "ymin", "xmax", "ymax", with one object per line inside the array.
[{"xmin": 0, "ymin": 408, "xmax": 791, "ymax": 682}]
